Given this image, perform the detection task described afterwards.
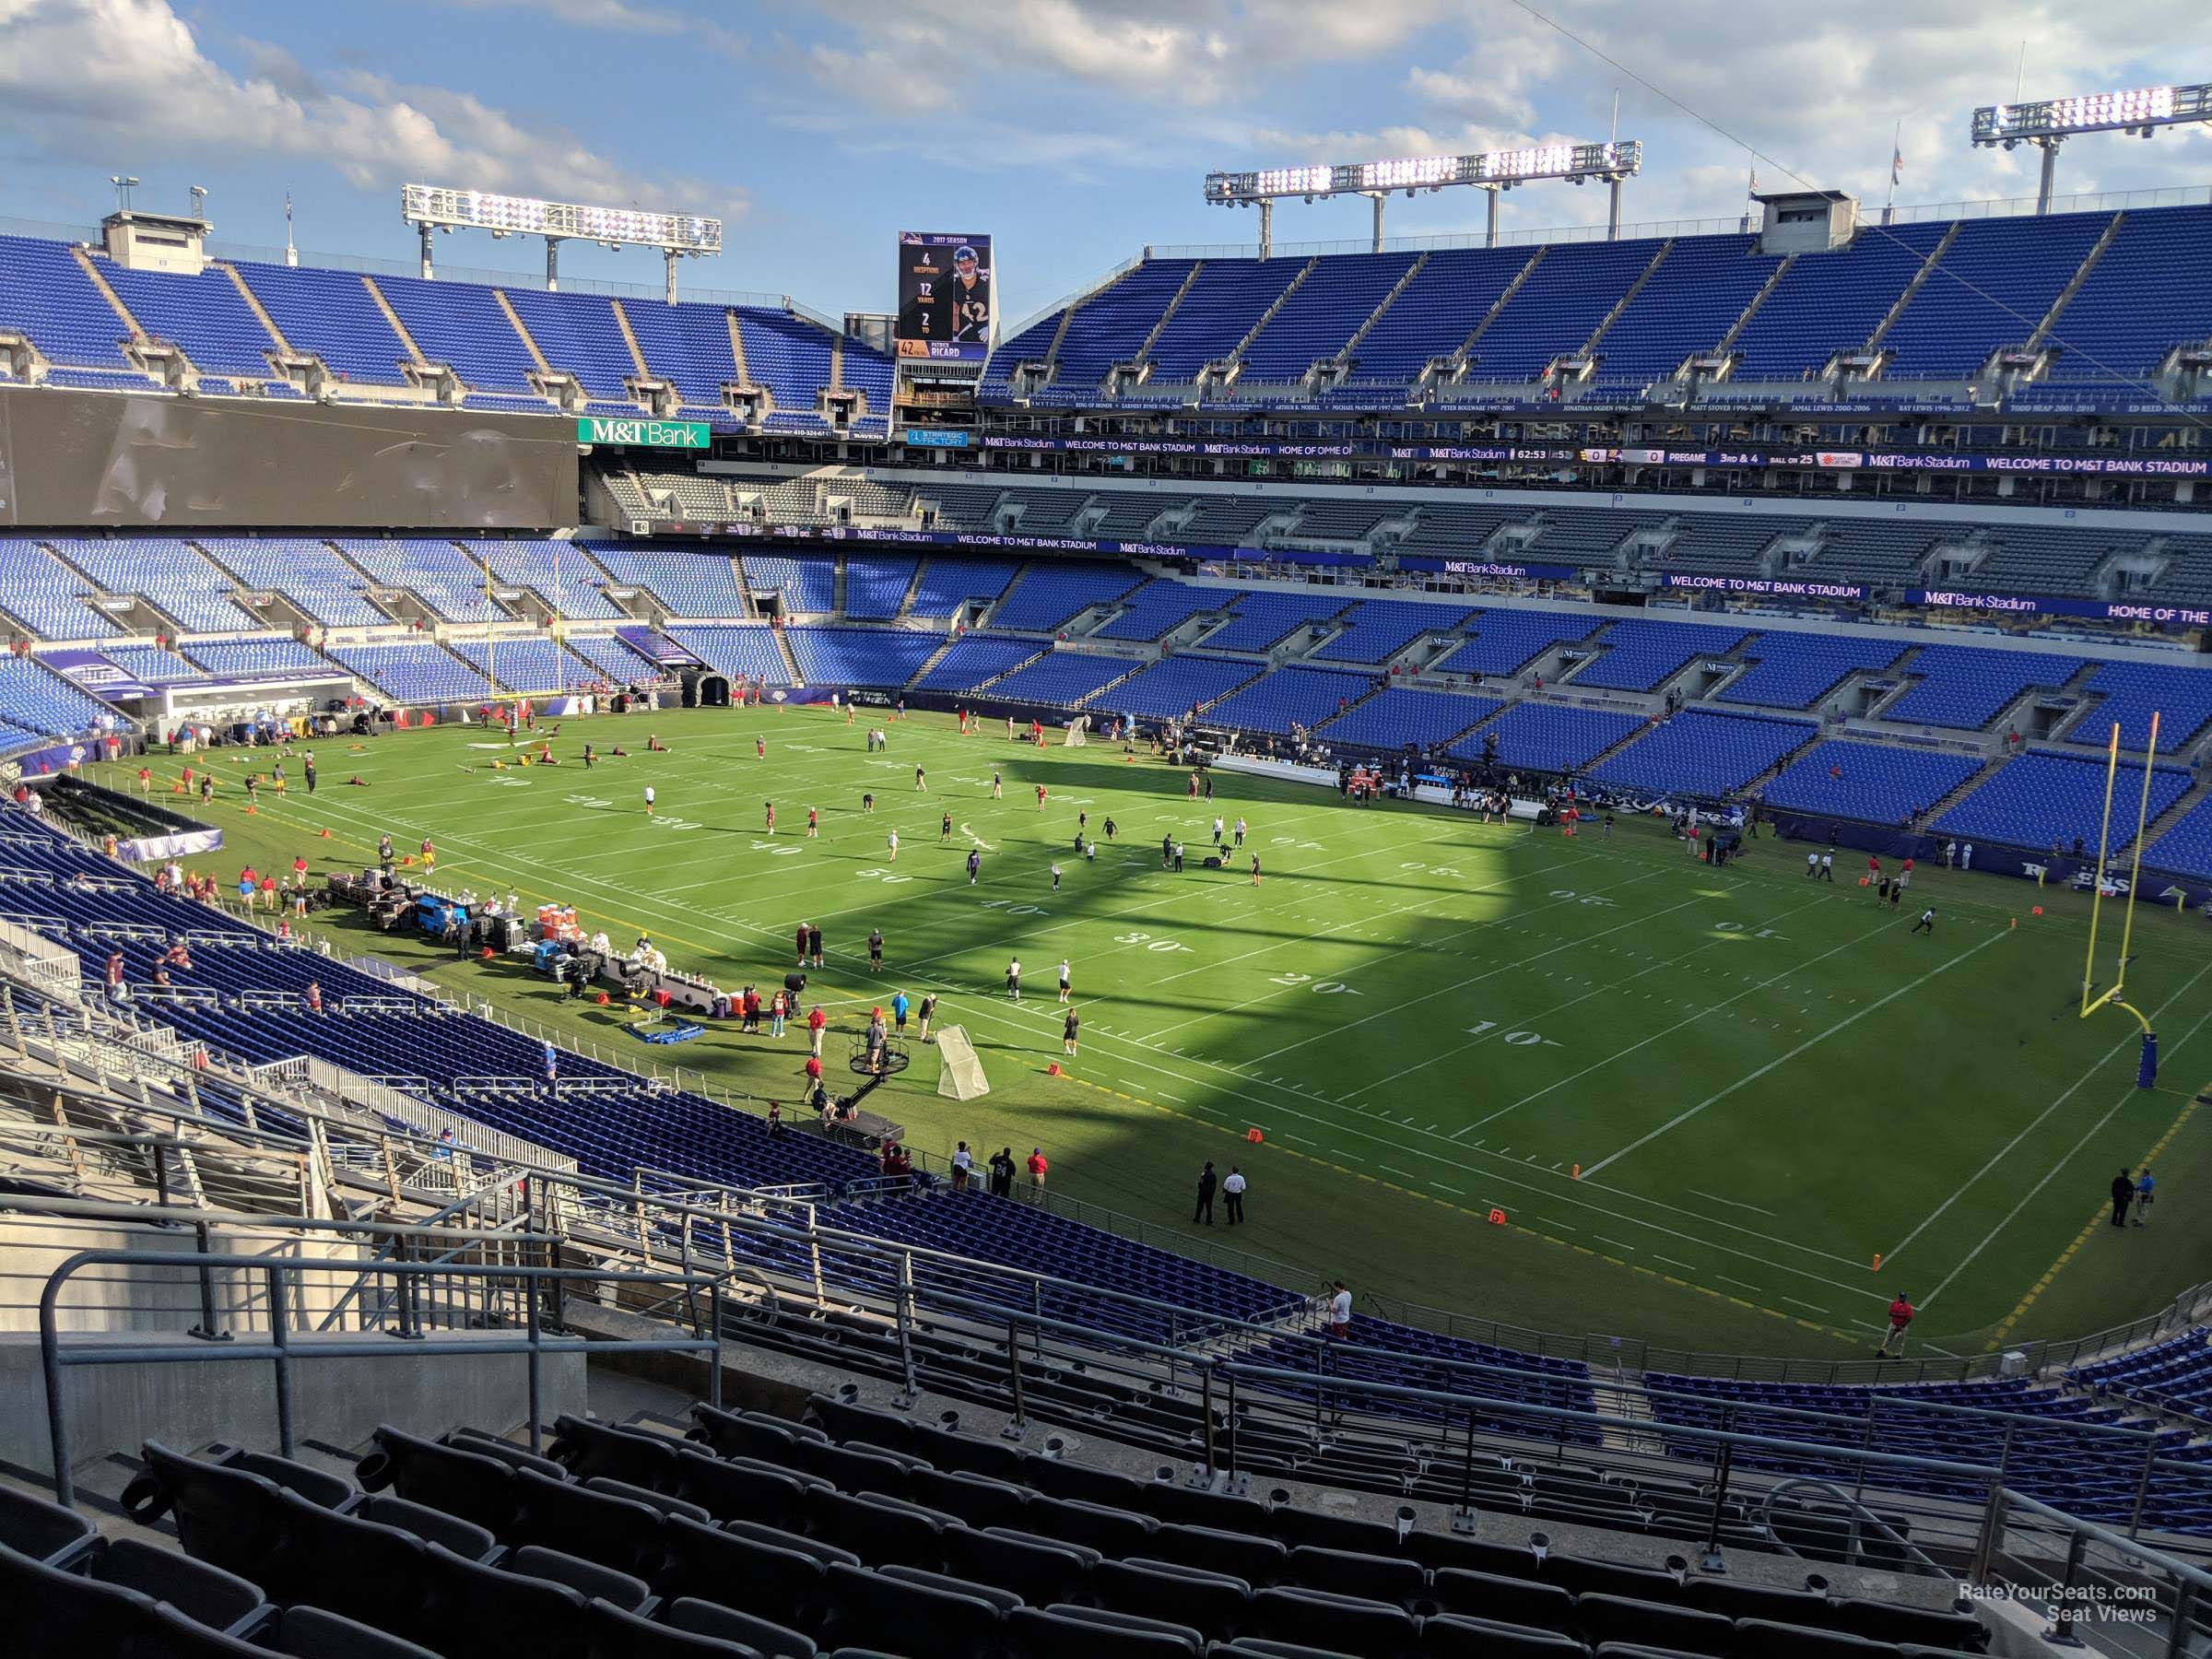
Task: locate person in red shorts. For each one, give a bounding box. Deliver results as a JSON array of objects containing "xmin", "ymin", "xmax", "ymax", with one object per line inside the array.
[{"xmin": 1875, "ymin": 1291, "xmax": 1914, "ymax": 1358}]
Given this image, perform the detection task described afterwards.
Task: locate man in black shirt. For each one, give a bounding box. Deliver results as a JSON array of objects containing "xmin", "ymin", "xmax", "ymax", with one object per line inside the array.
[
  {"xmin": 946, "ymin": 244, "xmax": 991, "ymax": 344},
  {"xmin": 988, "ymin": 1146, "xmax": 1016, "ymax": 1197}
]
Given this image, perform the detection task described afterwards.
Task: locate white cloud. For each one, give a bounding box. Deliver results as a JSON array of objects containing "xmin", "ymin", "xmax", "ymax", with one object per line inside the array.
[
  {"xmin": 442, "ymin": 0, "xmax": 747, "ymax": 58},
  {"xmin": 783, "ymin": 0, "xmax": 2206, "ymax": 228},
  {"xmin": 0, "ymin": 0, "xmax": 747, "ymax": 219},
  {"xmin": 799, "ymin": 0, "xmax": 1446, "ymax": 107}
]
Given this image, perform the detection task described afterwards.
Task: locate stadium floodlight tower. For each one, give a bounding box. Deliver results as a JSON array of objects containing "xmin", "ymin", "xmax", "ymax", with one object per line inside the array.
[
  {"xmin": 1204, "ymin": 142, "xmax": 1642, "ymax": 256},
  {"xmin": 1971, "ymin": 83, "xmax": 2212, "ymax": 212},
  {"xmin": 399, "ymin": 183, "xmax": 723, "ymax": 300}
]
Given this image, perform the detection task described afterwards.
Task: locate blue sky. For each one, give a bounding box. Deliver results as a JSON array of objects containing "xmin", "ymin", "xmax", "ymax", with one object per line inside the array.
[{"xmin": 1, "ymin": 0, "xmax": 2205, "ymax": 325}]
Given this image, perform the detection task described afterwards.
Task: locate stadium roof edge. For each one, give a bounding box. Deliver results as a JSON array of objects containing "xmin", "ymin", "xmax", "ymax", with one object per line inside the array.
[
  {"xmin": 0, "ymin": 212, "xmax": 829, "ymax": 324},
  {"xmin": 1126, "ymin": 181, "xmax": 2210, "ymax": 262}
]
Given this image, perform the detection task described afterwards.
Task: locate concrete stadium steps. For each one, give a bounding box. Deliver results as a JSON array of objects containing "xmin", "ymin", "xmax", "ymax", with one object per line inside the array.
[
  {"xmin": 1575, "ymin": 239, "xmax": 1675, "ymax": 359},
  {"xmin": 1862, "ymin": 222, "xmax": 1962, "ymax": 353},
  {"xmin": 490, "ymin": 289, "xmax": 552, "ymax": 377},
  {"xmin": 1339, "ymin": 251, "xmax": 1431, "ymax": 362},
  {"xmin": 2135, "ymin": 772, "xmax": 2212, "ymax": 853},
  {"xmin": 1453, "ymin": 246, "xmax": 1546, "ymax": 359},
  {"xmin": 358, "ymin": 276, "xmax": 429, "ymax": 367},
  {"xmin": 1571, "ymin": 708, "xmax": 1664, "ymax": 772},
  {"xmin": 211, "ymin": 264, "xmax": 290, "ymax": 356},
  {"xmin": 607, "ymin": 298, "xmax": 652, "ymax": 379},
  {"xmin": 1735, "ymin": 723, "xmax": 1827, "ymax": 796},
  {"xmin": 2027, "ymin": 213, "xmax": 2128, "ymax": 351},
  {"xmin": 1920, "ymin": 751, "xmax": 2011, "ymax": 822},
  {"xmin": 1135, "ymin": 262, "xmax": 1206, "ymax": 365},
  {"xmin": 1711, "ymin": 253, "xmax": 1797, "ymax": 360},
  {"xmin": 889, "ymin": 560, "xmax": 928, "ymax": 619},
  {"xmin": 771, "ymin": 626, "xmax": 804, "ymax": 687},
  {"xmin": 965, "ymin": 645, "xmax": 1050, "ymax": 693}
]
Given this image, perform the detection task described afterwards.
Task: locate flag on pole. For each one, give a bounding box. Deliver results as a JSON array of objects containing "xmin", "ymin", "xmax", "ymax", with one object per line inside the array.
[
  {"xmin": 1747, "ymin": 166, "xmax": 1759, "ymax": 198},
  {"xmin": 1891, "ymin": 143, "xmax": 1903, "ymax": 186},
  {"xmin": 284, "ymin": 191, "xmax": 292, "ymax": 226}
]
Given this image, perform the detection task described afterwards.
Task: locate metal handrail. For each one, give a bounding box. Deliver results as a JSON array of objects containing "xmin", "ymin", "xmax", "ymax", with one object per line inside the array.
[{"xmin": 38, "ymin": 1249, "xmax": 725, "ymax": 1508}]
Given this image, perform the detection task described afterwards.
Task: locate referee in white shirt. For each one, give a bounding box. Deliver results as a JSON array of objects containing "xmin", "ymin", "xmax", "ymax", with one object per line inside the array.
[{"xmin": 1222, "ymin": 1166, "xmax": 1246, "ymax": 1225}]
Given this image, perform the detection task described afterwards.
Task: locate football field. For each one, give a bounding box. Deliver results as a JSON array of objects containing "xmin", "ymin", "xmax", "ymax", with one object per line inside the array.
[{"xmin": 103, "ymin": 705, "xmax": 2212, "ymax": 1362}]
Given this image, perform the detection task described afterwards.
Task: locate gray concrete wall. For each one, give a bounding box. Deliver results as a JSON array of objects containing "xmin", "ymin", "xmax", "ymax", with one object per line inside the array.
[
  {"xmin": 0, "ymin": 1217, "xmax": 374, "ymax": 1335},
  {"xmin": 0, "ymin": 1329, "xmax": 586, "ymax": 1476}
]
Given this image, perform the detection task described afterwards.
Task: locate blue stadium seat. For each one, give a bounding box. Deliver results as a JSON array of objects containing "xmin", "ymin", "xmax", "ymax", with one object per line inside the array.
[
  {"xmin": 1589, "ymin": 710, "xmax": 1815, "ymax": 797},
  {"xmin": 1318, "ymin": 688, "xmax": 1500, "ymax": 752},
  {"xmin": 1761, "ymin": 739, "xmax": 1986, "ymax": 823},
  {"xmin": 1205, "ymin": 666, "xmax": 1376, "ymax": 736},
  {"xmin": 1934, "ymin": 750, "xmax": 2192, "ymax": 851},
  {"xmin": 1095, "ymin": 655, "xmax": 1259, "ymax": 721},
  {"xmin": 1449, "ymin": 703, "xmax": 1642, "ymax": 774}
]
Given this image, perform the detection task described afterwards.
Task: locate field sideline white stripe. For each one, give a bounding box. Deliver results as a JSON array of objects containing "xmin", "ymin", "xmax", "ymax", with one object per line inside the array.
[
  {"xmin": 1880, "ymin": 954, "xmax": 2212, "ymax": 1277},
  {"xmin": 264, "ymin": 785, "xmax": 1879, "ymax": 1289},
  {"xmin": 1916, "ymin": 998, "xmax": 2212, "ymax": 1312},
  {"xmin": 249, "ymin": 762, "xmax": 1893, "ymax": 1301},
  {"xmin": 1578, "ymin": 928, "xmax": 2007, "ymax": 1181}
]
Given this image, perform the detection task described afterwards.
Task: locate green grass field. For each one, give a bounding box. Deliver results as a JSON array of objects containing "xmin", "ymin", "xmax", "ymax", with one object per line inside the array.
[{"xmin": 96, "ymin": 705, "xmax": 2212, "ymax": 1362}]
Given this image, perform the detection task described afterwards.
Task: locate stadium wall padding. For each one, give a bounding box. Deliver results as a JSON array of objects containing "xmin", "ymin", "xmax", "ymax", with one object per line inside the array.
[{"xmin": 0, "ymin": 386, "xmax": 577, "ymax": 529}]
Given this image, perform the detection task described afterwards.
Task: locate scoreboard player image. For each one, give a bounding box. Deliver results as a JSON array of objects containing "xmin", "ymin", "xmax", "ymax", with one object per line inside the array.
[{"xmin": 895, "ymin": 232, "xmax": 993, "ymax": 360}]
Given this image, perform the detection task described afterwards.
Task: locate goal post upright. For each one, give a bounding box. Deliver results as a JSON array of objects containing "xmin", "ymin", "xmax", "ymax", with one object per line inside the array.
[
  {"xmin": 2078, "ymin": 712, "xmax": 2163, "ymax": 1086},
  {"xmin": 2080, "ymin": 722, "xmax": 2124, "ymax": 1019}
]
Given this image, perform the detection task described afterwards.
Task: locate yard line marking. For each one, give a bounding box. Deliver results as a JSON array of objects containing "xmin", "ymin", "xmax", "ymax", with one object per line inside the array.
[
  {"xmin": 1381, "ymin": 1165, "xmax": 1424, "ymax": 1183},
  {"xmin": 1716, "ymin": 1275, "xmax": 1763, "ymax": 1293},
  {"xmin": 1881, "ymin": 955, "xmax": 2212, "ymax": 1275},
  {"xmin": 1781, "ymin": 1296, "xmax": 1829, "ymax": 1315},
  {"xmin": 1594, "ymin": 1236, "xmax": 1639, "ymax": 1253},
  {"xmin": 1919, "ymin": 994, "xmax": 2212, "ymax": 1312},
  {"xmin": 1578, "ymin": 929, "xmax": 2006, "ymax": 1181},
  {"xmin": 1236, "ymin": 874, "xmax": 1689, "ymax": 1066},
  {"xmin": 1140, "ymin": 850, "xmax": 1665, "ymax": 1041},
  {"xmin": 1688, "ymin": 1189, "xmax": 1778, "ymax": 1218},
  {"xmin": 1983, "ymin": 1096, "xmax": 2201, "ymax": 1351},
  {"xmin": 1653, "ymin": 1255, "xmax": 1695, "ymax": 1271},
  {"xmin": 1430, "ymin": 1182, "xmax": 1465, "ymax": 1195},
  {"xmin": 269, "ymin": 760, "xmax": 1888, "ymax": 1304},
  {"xmin": 1454, "ymin": 910, "xmax": 1897, "ymax": 1138},
  {"xmin": 1280, "ymin": 1134, "xmax": 1317, "ymax": 1147},
  {"xmin": 1358, "ymin": 888, "xmax": 1838, "ymax": 1100}
]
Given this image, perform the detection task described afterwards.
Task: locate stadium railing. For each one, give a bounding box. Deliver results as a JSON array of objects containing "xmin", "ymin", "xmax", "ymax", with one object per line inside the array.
[
  {"xmin": 1360, "ymin": 1281, "xmax": 2212, "ymax": 1390},
  {"xmin": 21, "ymin": 1155, "xmax": 2212, "ymax": 1573},
  {"xmin": 23, "ymin": 1212, "xmax": 2212, "ymax": 1648},
  {"xmin": 23, "ymin": 878, "xmax": 2212, "ymax": 1398},
  {"xmin": 33, "ymin": 1238, "xmax": 726, "ymax": 1508}
]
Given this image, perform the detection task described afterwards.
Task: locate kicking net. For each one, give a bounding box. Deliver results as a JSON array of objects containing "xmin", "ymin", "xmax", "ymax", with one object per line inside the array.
[{"xmin": 934, "ymin": 1025, "xmax": 991, "ymax": 1100}]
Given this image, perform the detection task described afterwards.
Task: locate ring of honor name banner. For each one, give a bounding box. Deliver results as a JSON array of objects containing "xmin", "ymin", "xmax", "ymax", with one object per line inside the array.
[{"xmin": 895, "ymin": 232, "xmax": 993, "ymax": 360}]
